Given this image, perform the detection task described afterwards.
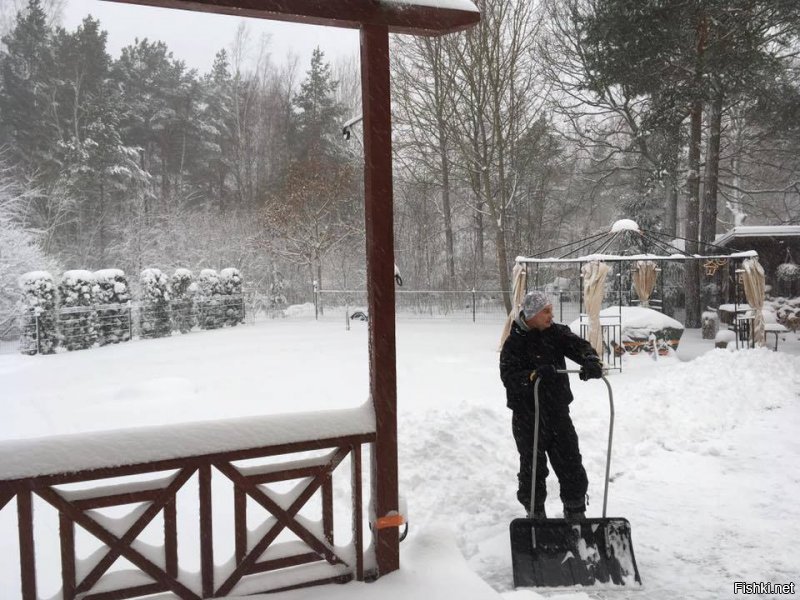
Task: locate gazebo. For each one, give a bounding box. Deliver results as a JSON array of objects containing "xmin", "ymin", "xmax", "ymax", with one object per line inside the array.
[{"xmin": 501, "ymin": 220, "xmax": 766, "ymax": 366}]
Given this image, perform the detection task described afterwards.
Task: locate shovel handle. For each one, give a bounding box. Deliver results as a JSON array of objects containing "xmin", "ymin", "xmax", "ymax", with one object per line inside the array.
[{"xmin": 530, "ymin": 369, "xmax": 614, "ymax": 519}]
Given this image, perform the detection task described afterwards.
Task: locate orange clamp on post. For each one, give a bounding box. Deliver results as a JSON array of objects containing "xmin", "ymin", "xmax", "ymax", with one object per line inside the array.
[{"xmin": 375, "ymin": 513, "xmax": 406, "ymax": 530}]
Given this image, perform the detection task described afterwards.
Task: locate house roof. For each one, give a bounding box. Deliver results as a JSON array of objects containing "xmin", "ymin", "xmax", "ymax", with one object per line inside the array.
[
  {"xmin": 102, "ymin": 0, "xmax": 481, "ymax": 35},
  {"xmin": 715, "ymin": 226, "xmax": 800, "ymax": 247}
]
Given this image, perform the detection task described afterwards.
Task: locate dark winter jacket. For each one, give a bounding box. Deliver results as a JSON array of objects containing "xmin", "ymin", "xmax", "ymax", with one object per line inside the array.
[{"xmin": 500, "ymin": 318, "xmax": 599, "ymax": 412}]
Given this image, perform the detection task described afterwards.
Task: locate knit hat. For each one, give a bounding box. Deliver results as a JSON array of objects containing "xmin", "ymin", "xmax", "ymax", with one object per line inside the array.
[{"xmin": 521, "ymin": 290, "xmax": 552, "ymax": 320}]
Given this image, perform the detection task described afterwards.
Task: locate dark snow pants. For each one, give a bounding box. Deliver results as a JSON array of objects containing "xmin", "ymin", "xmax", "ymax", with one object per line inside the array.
[{"xmin": 512, "ymin": 402, "xmax": 588, "ymax": 514}]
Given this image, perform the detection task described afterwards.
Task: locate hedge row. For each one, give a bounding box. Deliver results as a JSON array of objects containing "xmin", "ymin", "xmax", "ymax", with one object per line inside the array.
[{"xmin": 18, "ymin": 267, "xmax": 244, "ymax": 355}]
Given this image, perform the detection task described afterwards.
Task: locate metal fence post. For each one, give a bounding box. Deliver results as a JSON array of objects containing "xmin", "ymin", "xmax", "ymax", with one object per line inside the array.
[
  {"xmin": 559, "ymin": 291, "xmax": 564, "ymax": 322},
  {"xmin": 35, "ymin": 313, "xmax": 41, "ymax": 355},
  {"xmin": 313, "ymin": 281, "xmax": 319, "ymax": 320},
  {"xmin": 471, "ymin": 289, "xmax": 476, "ymax": 322}
]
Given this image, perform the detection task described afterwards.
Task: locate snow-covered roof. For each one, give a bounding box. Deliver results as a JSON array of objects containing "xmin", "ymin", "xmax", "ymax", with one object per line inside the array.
[
  {"xmin": 386, "ymin": 0, "xmax": 478, "ymax": 11},
  {"xmin": 715, "ymin": 226, "xmax": 800, "ymax": 247},
  {"xmin": 106, "ymin": 0, "xmax": 480, "ymax": 36}
]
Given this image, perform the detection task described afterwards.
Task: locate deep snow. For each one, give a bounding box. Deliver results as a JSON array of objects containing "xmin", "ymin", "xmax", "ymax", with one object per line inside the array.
[{"xmin": 1, "ymin": 316, "xmax": 799, "ymax": 599}]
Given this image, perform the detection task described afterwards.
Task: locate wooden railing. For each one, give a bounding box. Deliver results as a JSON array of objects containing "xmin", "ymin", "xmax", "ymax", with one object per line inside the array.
[{"xmin": 0, "ymin": 432, "xmax": 375, "ymax": 599}]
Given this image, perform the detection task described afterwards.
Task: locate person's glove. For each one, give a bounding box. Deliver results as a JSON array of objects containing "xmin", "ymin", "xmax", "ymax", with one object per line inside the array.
[
  {"xmin": 530, "ymin": 364, "xmax": 557, "ymax": 382},
  {"xmin": 579, "ymin": 357, "xmax": 604, "ymax": 381}
]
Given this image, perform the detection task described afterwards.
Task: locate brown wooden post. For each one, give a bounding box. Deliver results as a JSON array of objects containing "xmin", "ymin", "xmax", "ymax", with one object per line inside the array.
[
  {"xmin": 361, "ymin": 22, "xmax": 399, "ymax": 576},
  {"xmin": 18, "ymin": 490, "xmax": 37, "ymax": 600}
]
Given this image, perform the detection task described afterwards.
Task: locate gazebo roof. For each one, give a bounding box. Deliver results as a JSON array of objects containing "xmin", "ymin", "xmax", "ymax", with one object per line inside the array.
[
  {"xmin": 516, "ymin": 219, "xmax": 759, "ymax": 264},
  {"xmin": 715, "ymin": 225, "xmax": 800, "ymax": 247},
  {"xmin": 103, "ymin": 0, "xmax": 480, "ymax": 35}
]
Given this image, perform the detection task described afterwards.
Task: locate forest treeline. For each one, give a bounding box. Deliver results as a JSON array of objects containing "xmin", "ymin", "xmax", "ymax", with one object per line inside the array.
[{"xmin": 1, "ymin": 0, "xmax": 798, "ymax": 331}]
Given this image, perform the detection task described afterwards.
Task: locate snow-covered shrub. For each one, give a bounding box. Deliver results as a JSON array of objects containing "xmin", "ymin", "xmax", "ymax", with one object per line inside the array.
[
  {"xmin": 196, "ymin": 269, "xmax": 224, "ymax": 330},
  {"xmin": 58, "ymin": 270, "xmax": 98, "ymax": 351},
  {"xmin": 1, "ymin": 224, "xmax": 59, "ymax": 343},
  {"xmin": 769, "ymin": 297, "xmax": 800, "ymax": 332},
  {"xmin": 170, "ymin": 269, "xmax": 196, "ymax": 334},
  {"xmin": 220, "ymin": 267, "xmax": 245, "ymax": 326},
  {"xmin": 139, "ymin": 268, "xmax": 172, "ymax": 339},
  {"xmin": 18, "ymin": 271, "xmax": 58, "ymax": 355},
  {"xmin": 94, "ymin": 269, "xmax": 131, "ymax": 346}
]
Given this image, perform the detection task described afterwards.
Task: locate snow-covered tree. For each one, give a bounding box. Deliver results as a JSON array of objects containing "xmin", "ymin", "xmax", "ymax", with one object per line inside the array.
[
  {"xmin": 220, "ymin": 267, "xmax": 244, "ymax": 326},
  {"xmin": 139, "ymin": 268, "xmax": 171, "ymax": 339},
  {"xmin": 170, "ymin": 268, "xmax": 195, "ymax": 333},
  {"xmin": 58, "ymin": 269, "xmax": 98, "ymax": 350},
  {"xmin": 17, "ymin": 270, "xmax": 58, "ymax": 354},
  {"xmin": 269, "ymin": 268, "xmax": 288, "ymax": 318},
  {"xmin": 196, "ymin": 268, "xmax": 223, "ymax": 330},
  {"xmin": 94, "ymin": 269, "xmax": 131, "ymax": 345}
]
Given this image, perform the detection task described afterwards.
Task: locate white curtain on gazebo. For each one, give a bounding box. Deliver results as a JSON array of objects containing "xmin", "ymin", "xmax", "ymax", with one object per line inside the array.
[
  {"xmin": 582, "ymin": 260, "xmax": 610, "ymax": 356},
  {"xmin": 742, "ymin": 257, "xmax": 766, "ymax": 347},
  {"xmin": 499, "ymin": 263, "xmax": 527, "ymax": 350},
  {"xmin": 632, "ymin": 260, "xmax": 657, "ymax": 308}
]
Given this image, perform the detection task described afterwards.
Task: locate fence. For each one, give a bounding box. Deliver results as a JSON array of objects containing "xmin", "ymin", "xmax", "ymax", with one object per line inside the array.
[
  {"xmin": 315, "ymin": 290, "xmax": 509, "ymax": 322},
  {"xmin": 315, "ymin": 286, "xmax": 686, "ymax": 326},
  {"xmin": 0, "ymin": 413, "xmax": 375, "ymax": 599}
]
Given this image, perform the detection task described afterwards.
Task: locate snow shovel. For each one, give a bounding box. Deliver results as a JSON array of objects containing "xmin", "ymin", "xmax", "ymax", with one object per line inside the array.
[{"xmin": 510, "ymin": 370, "xmax": 642, "ymax": 588}]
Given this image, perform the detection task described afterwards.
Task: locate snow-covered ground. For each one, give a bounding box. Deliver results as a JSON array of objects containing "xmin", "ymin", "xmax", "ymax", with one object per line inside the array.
[{"xmin": 2, "ymin": 316, "xmax": 799, "ymax": 599}]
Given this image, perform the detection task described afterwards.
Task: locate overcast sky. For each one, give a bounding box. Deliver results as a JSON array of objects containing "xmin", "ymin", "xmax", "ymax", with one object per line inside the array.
[{"xmin": 61, "ymin": 0, "xmax": 360, "ymax": 74}]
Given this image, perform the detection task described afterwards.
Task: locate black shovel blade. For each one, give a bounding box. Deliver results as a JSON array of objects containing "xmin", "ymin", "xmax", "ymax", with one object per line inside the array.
[{"xmin": 510, "ymin": 517, "xmax": 642, "ymax": 588}]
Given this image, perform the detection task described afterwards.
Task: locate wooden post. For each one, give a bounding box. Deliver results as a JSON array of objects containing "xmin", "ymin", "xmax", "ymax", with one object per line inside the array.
[{"xmin": 361, "ymin": 22, "xmax": 399, "ymax": 576}]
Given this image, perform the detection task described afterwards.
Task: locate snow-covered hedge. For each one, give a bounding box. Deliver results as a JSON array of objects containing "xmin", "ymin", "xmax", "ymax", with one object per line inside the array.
[
  {"xmin": 220, "ymin": 267, "xmax": 245, "ymax": 326},
  {"xmin": 139, "ymin": 268, "xmax": 172, "ymax": 339},
  {"xmin": 170, "ymin": 269, "xmax": 196, "ymax": 334},
  {"xmin": 58, "ymin": 270, "xmax": 98, "ymax": 351},
  {"xmin": 197, "ymin": 269, "xmax": 224, "ymax": 330},
  {"xmin": 18, "ymin": 271, "xmax": 59, "ymax": 355},
  {"xmin": 94, "ymin": 269, "xmax": 131, "ymax": 346}
]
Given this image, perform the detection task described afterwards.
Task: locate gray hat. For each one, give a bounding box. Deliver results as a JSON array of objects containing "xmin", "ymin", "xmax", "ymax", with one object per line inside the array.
[{"xmin": 521, "ymin": 290, "xmax": 552, "ymax": 320}]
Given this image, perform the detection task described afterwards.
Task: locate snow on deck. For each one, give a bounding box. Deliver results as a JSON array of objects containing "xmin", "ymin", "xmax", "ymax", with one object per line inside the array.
[{"xmin": 0, "ymin": 404, "xmax": 374, "ymax": 480}]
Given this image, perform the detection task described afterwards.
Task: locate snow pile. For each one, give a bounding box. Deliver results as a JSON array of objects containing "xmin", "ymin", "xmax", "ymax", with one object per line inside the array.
[
  {"xmin": 610, "ymin": 219, "xmax": 639, "ymax": 233},
  {"xmin": 170, "ymin": 268, "xmax": 196, "ymax": 333},
  {"xmin": 569, "ymin": 306, "xmax": 684, "ymax": 350},
  {"xmin": 768, "ymin": 297, "xmax": 800, "ymax": 332},
  {"xmin": 58, "ymin": 270, "xmax": 98, "ymax": 351},
  {"xmin": 17, "ymin": 270, "xmax": 58, "ymax": 354},
  {"xmin": 139, "ymin": 268, "xmax": 172, "ymax": 339},
  {"xmin": 94, "ymin": 269, "xmax": 131, "ymax": 346}
]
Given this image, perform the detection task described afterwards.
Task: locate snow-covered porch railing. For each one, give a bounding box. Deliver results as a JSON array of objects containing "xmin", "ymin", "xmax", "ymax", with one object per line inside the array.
[{"xmin": 0, "ymin": 406, "xmax": 376, "ymax": 600}]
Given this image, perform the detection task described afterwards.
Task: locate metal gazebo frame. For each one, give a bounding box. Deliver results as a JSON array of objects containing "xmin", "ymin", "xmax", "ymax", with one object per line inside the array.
[{"xmin": 514, "ymin": 222, "xmax": 759, "ymax": 366}]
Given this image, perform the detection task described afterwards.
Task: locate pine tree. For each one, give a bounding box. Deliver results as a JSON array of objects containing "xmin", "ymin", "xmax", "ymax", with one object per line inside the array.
[
  {"xmin": 0, "ymin": 0, "xmax": 58, "ymax": 180},
  {"xmin": 53, "ymin": 17, "xmax": 146, "ymax": 264},
  {"xmin": 292, "ymin": 47, "xmax": 345, "ymax": 160}
]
